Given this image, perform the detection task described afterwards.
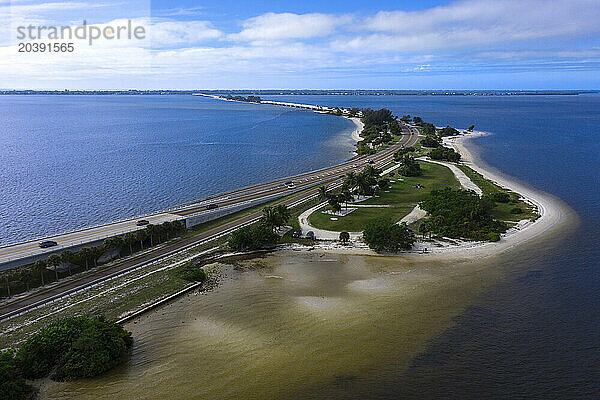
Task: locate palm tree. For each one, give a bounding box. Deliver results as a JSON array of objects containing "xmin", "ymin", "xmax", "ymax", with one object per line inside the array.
[
  {"xmin": 355, "ymin": 173, "xmax": 369, "ymax": 196},
  {"xmin": 274, "ymin": 204, "xmax": 291, "ymax": 227},
  {"xmin": 47, "ymin": 253, "xmax": 61, "ymax": 281},
  {"xmin": 124, "ymin": 232, "xmax": 136, "ymax": 254},
  {"xmin": 34, "ymin": 259, "xmax": 47, "ymax": 285},
  {"xmin": 90, "ymin": 246, "xmax": 102, "ymax": 267},
  {"xmin": 261, "ymin": 206, "xmax": 278, "ymax": 228},
  {"xmin": 135, "ymin": 229, "xmax": 147, "ymax": 250},
  {"xmin": 318, "ymin": 185, "xmax": 328, "ymax": 201},
  {"xmin": 340, "ymin": 190, "xmax": 353, "ymax": 209},
  {"xmin": 20, "ymin": 268, "xmax": 33, "ymax": 291},
  {"xmin": 146, "ymin": 225, "xmax": 158, "ymax": 247},
  {"xmin": 344, "ymin": 172, "xmax": 357, "ymax": 192},
  {"xmin": 79, "ymin": 247, "xmax": 91, "ymax": 270},
  {"xmin": 60, "ymin": 250, "xmax": 74, "ymax": 275},
  {"xmin": 331, "ymin": 202, "xmax": 342, "ymax": 214}
]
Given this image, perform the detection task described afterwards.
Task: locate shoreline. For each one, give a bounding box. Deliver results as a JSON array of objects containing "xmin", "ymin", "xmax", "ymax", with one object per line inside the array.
[
  {"xmin": 286, "ymin": 131, "xmax": 573, "ymax": 261},
  {"xmin": 348, "ymin": 117, "xmax": 364, "ymax": 142}
]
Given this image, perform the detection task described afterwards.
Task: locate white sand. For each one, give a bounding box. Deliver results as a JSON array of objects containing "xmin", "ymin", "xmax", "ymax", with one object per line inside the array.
[
  {"xmin": 399, "ymin": 205, "xmax": 426, "ymax": 225},
  {"xmin": 348, "ymin": 117, "xmax": 364, "ymax": 142}
]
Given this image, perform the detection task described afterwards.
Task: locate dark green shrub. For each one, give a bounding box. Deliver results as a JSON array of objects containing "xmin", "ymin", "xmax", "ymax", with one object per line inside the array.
[
  {"xmin": 228, "ymin": 223, "xmax": 278, "ymax": 251},
  {"xmin": 488, "ymin": 232, "xmax": 501, "ymax": 242},
  {"xmin": 15, "ymin": 316, "xmax": 132, "ymax": 381},
  {"xmin": 419, "ymin": 188, "xmax": 507, "ymax": 241},
  {"xmin": 339, "ymin": 231, "xmax": 350, "ymax": 243},
  {"xmin": 491, "ymin": 192, "xmax": 511, "ymax": 203},
  {"xmin": 510, "ymin": 207, "xmax": 523, "ymax": 214},
  {"xmin": 172, "ymin": 262, "xmax": 207, "ymax": 282},
  {"xmin": 363, "ymin": 218, "xmax": 415, "ymax": 252},
  {"xmin": 0, "ymin": 351, "xmax": 33, "ymax": 400},
  {"xmin": 429, "ymin": 146, "xmax": 461, "ymax": 162}
]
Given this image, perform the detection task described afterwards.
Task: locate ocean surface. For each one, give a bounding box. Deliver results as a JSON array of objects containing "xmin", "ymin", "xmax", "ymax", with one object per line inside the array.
[
  {"xmin": 6, "ymin": 94, "xmax": 600, "ymax": 398},
  {"xmin": 265, "ymin": 94, "xmax": 600, "ymax": 398},
  {"xmin": 0, "ymin": 95, "xmax": 356, "ymax": 245}
]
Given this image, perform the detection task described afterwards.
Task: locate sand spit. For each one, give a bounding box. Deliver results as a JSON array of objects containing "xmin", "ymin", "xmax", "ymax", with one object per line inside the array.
[{"xmin": 289, "ymin": 132, "xmax": 572, "ymax": 261}]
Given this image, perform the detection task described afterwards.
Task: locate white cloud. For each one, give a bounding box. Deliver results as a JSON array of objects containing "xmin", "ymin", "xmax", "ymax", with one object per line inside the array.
[
  {"xmin": 352, "ymin": 0, "xmax": 600, "ymax": 52},
  {"xmin": 146, "ymin": 20, "xmax": 221, "ymax": 47},
  {"xmin": 229, "ymin": 12, "xmax": 351, "ymax": 42},
  {"xmin": 1, "ymin": 0, "xmax": 600, "ymax": 88}
]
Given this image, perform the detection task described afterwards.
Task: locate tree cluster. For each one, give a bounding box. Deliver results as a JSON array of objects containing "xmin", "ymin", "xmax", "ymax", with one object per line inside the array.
[
  {"xmin": 429, "ymin": 146, "xmax": 461, "ymax": 162},
  {"xmin": 419, "ymin": 188, "xmax": 507, "ymax": 241},
  {"xmin": 438, "ymin": 126, "xmax": 459, "ymax": 136},
  {"xmin": 225, "ymin": 94, "xmax": 262, "ymax": 103},
  {"xmin": 0, "ymin": 351, "xmax": 32, "ymax": 400},
  {"xmin": 228, "ymin": 223, "xmax": 279, "ymax": 251},
  {"xmin": 227, "ymin": 205, "xmax": 290, "ymax": 251},
  {"xmin": 4, "ymin": 315, "xmax": 132, "ymax": 389},
  {"xmin": 355, "ymin": 108, "xmax": 402, "ymax": 151},
  {"xmin": 398, "ymin": 154, "xmax": 422, "ymax": 177},
  {"xmin": 420, "ymin": 134, "xmax": 441, "ymax": 148},
  {"xmin": 362, "ymin": 218, "xmax": 415, "ymax": 252}
]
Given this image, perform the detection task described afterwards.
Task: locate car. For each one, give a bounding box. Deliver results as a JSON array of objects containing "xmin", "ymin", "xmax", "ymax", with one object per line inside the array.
[
  {"xmin": 206, "ymin": 204, "xmax": 218, "ymax": 210},
  {"xmin": 306, "ymin": 231, "xmax": 315, "ymax": 240},
  {"xmin": 136, "ymin": 219, "xmax": 150, "ymax": 226},
  {"xmin": 367, "ymin": 158, "xmax": 374, "ymax": 164},
  {"xmin": 39, "ymin": 240, "xmax": 58, "ymax": 248},
  {"xmin": 285, "ymin": 181, "xmax": 296, "ymax": 189}
]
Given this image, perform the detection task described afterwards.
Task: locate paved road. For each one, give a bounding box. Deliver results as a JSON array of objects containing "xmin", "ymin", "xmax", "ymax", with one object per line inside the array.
[{"xmin": 0, "ymin": 126, "xmax": 418, "ymax": 321}]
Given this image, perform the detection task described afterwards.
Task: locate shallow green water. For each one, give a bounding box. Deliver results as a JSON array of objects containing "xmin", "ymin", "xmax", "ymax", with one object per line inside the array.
[{"xmin": 41, "ymin": 252, "xmax": 504, "ymax": 400}]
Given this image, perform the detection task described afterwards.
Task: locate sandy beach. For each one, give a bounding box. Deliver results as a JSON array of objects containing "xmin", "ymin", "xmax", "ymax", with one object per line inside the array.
[{"xmin": 349, "ymin": 117, "xmax": 364, "ymax": 142}]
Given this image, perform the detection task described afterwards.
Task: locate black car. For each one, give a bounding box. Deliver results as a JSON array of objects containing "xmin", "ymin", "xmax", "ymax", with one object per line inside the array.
[
  {"xmin": 136, "ymin": 219, "xmax": 150, "ymax": 226},
  {"xmin": 39, "ymin": 240, "xmax": 58, "ymax": 248},
  {"xmin": 206, "ymin": 204, "xmax": 218, "ymax": 210}
]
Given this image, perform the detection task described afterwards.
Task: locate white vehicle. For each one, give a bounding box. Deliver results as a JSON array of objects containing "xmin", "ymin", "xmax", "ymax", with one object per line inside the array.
[{"xmin": 285, "ymin": 181, "xmax": 296, "ymax": 189}]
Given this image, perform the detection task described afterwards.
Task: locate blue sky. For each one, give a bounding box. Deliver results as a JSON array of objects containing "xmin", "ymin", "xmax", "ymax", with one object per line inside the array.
[{"xmin": 1, "ymin": 0, "xmax": 599, "ymax": 89}]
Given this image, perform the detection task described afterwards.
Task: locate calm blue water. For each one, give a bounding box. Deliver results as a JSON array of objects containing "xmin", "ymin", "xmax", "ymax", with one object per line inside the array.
[
  {"xmin": 0, "ymin": 95, "xmax": 355, "ymax": 245},
  {"xmin": 266, "ymin": 94, "xmax": 600, "ymax": 398},
  {"xmin": 2, "ymin": 94, "xmax": 599, "ymax": 397}
]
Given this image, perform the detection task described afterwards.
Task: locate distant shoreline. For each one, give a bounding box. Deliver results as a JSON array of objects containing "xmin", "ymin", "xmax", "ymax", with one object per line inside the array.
[{"xmin": 1, "ymin": 90, "xmax": 596, "ymax": 96}]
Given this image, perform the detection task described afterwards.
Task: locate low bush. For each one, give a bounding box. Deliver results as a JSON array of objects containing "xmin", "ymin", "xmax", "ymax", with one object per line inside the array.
[
  {"xmin": 15, "ymin": 315, "xmax": 132, "ymax": 381},
  {"xmin": 429, "ymin": 146, "xmax": 461, "ymax": 162},
  {"xmin": 228, "ymin": 223, "xmax": 278, "ymax": 251},
  {"xmin": 0, "ymin": 351, "xmax": 33, "ymax": 400},
  {"xmin": 488, "ymin": 232, "xmax": 501, "ymax": 242},
  {"xmin": 172, "ymin": 262, "xmax": 207, "ymax": 282},
  {"xmin": 363, "ymin": 218, "xmax": 415, "ymax": 252},
  {"xmin": 490, "ymin": 192, "xmax": 511, "ymax": 203}
]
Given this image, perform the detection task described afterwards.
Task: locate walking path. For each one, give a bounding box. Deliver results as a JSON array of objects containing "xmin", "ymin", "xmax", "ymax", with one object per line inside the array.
[
  {"xmin": 417, "ymin": 157, "xmax": 483, "ymax": 196},
  {"xmin": 298, "ymin": 202, "xmax": 362, "ymax": 240}
]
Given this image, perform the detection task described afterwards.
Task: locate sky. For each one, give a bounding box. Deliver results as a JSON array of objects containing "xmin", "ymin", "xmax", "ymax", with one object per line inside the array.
[{"xmin": 1, "ymin": 0, "xmax": 599, "ymax": 89}]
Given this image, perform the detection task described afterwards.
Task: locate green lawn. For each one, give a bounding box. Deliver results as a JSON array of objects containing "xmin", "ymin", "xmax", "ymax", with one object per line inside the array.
[{"xmin": 308, "ymin": 161, "xmax": 460, "ymax": 232}]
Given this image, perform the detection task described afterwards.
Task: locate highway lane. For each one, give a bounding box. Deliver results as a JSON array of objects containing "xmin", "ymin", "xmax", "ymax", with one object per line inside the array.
[
  {"xmin": 0, "ymin": 128, "xmax": 418, "ymax": 321},
  {"xmin": 0, "ymin": 125, "xmax": 417, "ymax": 265}
]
